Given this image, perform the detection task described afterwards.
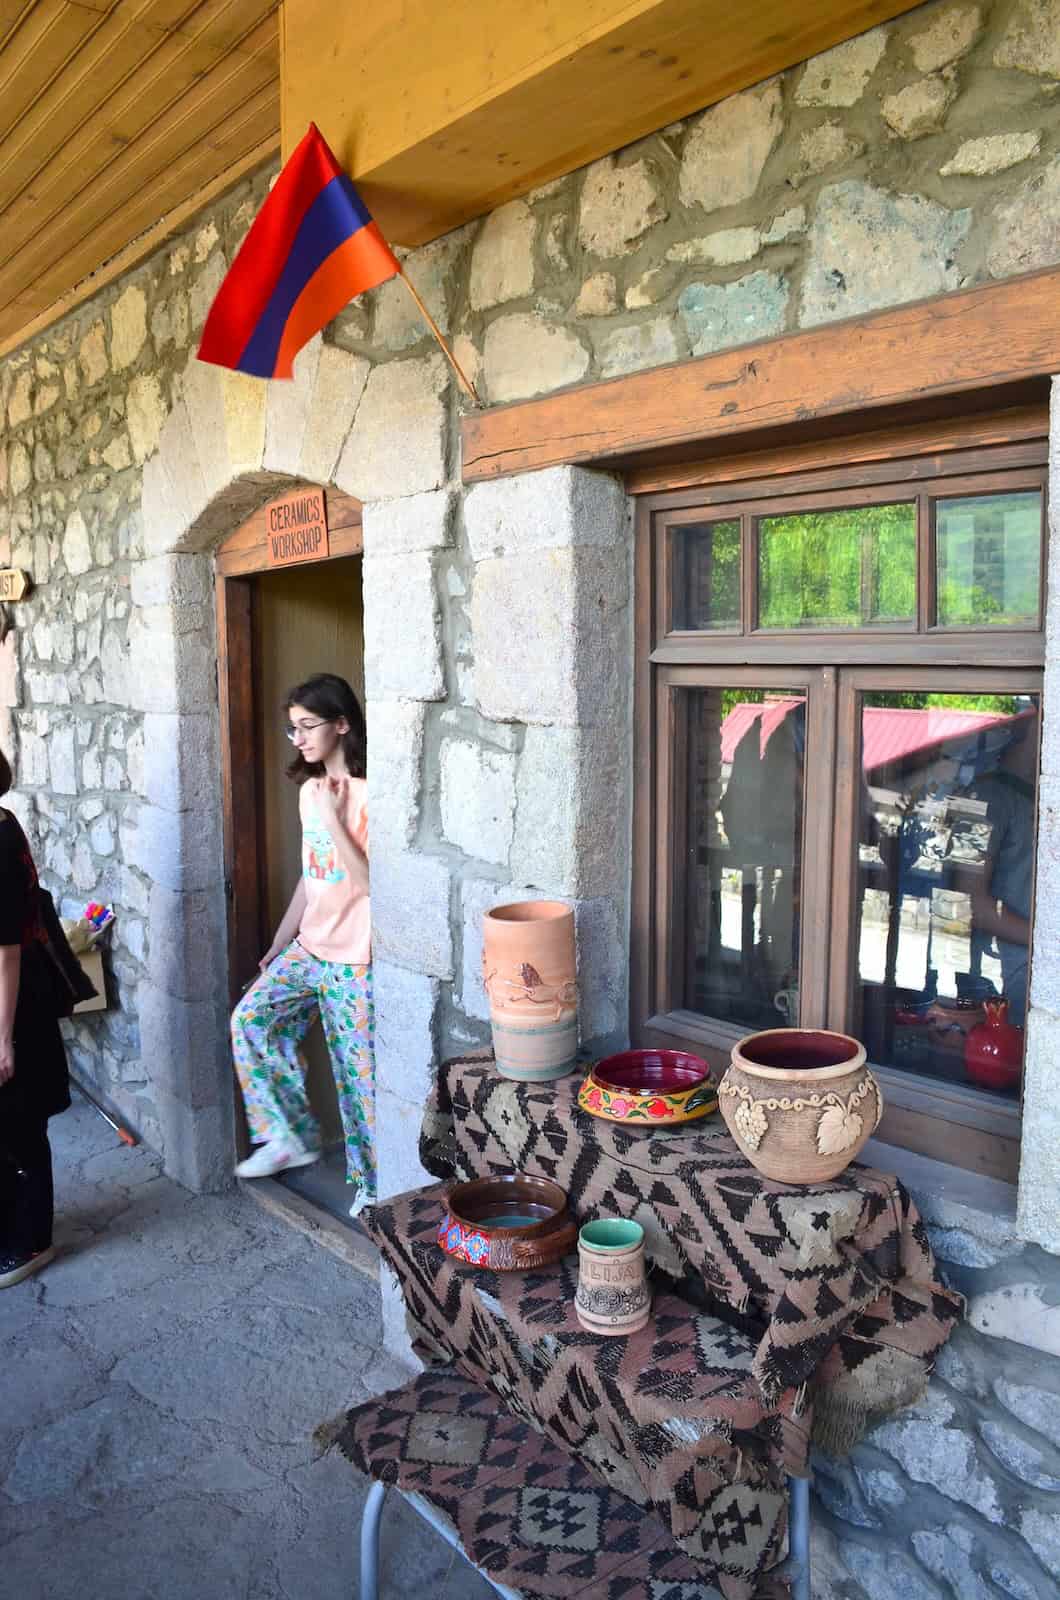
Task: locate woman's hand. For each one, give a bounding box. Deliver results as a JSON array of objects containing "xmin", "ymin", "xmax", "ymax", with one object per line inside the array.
[
  {"xmin": 258, "ymin": 945, "xmax": 282, "ymax": 974},
  {"xmin": 0, "ymin": 1033, "xmax": 14, "ymax": 1087},
  {"xmin": 312, "ymin": 775, "xmax": 347, "ymax": 834}
]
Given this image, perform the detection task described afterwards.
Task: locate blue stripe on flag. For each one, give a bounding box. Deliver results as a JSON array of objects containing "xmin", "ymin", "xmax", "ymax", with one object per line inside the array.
[{"xmin": 237, "ymin": 175, "xmax": 373, "ymax": 377}]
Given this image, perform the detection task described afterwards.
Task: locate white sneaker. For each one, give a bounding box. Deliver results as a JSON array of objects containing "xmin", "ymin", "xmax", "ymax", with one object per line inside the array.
[
  {"xmin": 235, "ymin": 1134, "xmax": 319, "ymax": 1179},
  {"xmin": 348, "ymin": 1189, "xmax": 375, "ymax": 1221}
]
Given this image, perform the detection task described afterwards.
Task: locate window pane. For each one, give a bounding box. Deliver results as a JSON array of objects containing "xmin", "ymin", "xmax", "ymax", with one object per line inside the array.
[
  {"xmin": 936, "ymin": 491, "xmax": 1041, "ymax": 627},
  {"xmin": 852, "ymin": 691, "xmax": 1038, "ymax": 1100},
  {"xmin": 671, "ymin": 519, "xmax": 741, "ymax": 630},
  {"xmin": 683, "ymin": 688, "xmax": 805, "ymax": 1030},
  {"xmin": 758, "ymin": 504, "xmax": 916, "ymax": 629}
]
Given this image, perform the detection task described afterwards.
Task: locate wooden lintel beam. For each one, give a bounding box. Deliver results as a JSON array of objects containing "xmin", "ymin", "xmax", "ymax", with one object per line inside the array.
[{"xmin": 460, "ymin": 266, "xmax": 1060, "ymax": 484}]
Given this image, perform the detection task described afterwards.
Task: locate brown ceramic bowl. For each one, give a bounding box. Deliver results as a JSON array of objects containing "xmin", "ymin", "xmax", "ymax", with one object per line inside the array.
[
  {"xmin": 438, "ymin": 1173, "xmax": 577, "ymax": 1271},
  {"xmin": 578, "ymin": 1049, "xmax": 717, "ymax": 1125}
]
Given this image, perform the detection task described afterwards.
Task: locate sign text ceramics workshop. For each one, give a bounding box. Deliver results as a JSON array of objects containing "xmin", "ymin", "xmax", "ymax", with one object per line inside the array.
[{"xmin": 263, "ymin": 487, "xmax": 329, "ymax": 568}]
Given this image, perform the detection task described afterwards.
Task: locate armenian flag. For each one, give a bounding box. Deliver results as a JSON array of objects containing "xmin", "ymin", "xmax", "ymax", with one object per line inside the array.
[{"xmin": 197, "ymin": 123, "xmax": 399, "ymax": 380}]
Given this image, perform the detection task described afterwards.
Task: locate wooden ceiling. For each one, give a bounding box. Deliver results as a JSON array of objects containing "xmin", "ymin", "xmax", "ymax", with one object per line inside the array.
[{"xmin": 0, "ymin": 0, "xmax": 280, "ymax": 352}]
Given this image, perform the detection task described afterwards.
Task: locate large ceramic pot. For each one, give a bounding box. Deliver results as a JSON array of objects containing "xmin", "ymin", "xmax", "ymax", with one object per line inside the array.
[
  {"xmin": 483, "ymin": 901, "xmax": 578, "ymax": 1081},
  {"xmin": 719, "ymin": 1028, "xmax": 883, "ymax": 1183}
]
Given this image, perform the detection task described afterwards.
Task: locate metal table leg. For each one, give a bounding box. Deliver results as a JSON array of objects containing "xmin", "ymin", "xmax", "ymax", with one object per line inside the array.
[
  {"xmin": 785, "ymin": 1474, "xmax": 812, "ymax": 1600},
  {"xmin": 359, "ymin": 1479, "xmax": 386, "ymax": 1600}
]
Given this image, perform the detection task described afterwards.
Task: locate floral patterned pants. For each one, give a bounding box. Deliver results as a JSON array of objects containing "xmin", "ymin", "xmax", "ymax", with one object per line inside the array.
[{"xmin": 231, "ymin": 940, "xmax": 375, "ymax": 1194}]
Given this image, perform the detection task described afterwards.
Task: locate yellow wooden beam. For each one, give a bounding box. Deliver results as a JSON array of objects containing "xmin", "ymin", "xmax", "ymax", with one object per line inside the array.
[{"xmin": 282, "ymin": 0, "xmax": 921, "ymax": 246}]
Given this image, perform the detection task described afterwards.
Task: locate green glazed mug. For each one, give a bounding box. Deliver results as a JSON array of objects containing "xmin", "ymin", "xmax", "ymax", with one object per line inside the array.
[{"xmin": 575, "ymin": 1218, "xmax": 651, "ymax": 1336}]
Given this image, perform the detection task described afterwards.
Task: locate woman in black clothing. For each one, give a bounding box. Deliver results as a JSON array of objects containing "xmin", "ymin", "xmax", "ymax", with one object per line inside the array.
[{"xmin": 0, "ymin": 748, "xmax": 70, "ymax": 1288}]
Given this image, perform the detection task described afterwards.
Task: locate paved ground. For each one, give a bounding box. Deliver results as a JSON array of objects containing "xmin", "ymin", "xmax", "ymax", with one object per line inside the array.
[{"xmin": 0, "ymin": 1095, "xmax": 495, "ymax": 1600}]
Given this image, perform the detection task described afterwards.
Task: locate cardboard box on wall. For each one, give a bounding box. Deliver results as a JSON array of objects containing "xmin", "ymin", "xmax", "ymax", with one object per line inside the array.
[{"xmin": 73, "ymin": 949, "xmax": 106, "ymax": 1014}]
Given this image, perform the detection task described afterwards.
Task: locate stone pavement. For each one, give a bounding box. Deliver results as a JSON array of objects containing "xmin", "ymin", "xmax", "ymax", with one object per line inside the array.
[{"xmin": 0, "ymin": 1096, "xmax": 496, "ymax": 1600}]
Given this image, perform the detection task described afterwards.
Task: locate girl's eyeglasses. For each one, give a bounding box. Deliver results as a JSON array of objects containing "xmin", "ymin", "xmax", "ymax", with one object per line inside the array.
[{"xmin": 285, "ymin": 718, "xmax": 334, "ymax": 743}]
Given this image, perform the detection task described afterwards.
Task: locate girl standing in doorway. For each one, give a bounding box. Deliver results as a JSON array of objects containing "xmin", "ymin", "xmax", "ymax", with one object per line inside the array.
[{"xmin": 231, "ymin": 673, "xmax": 375, "ymax": 1219}]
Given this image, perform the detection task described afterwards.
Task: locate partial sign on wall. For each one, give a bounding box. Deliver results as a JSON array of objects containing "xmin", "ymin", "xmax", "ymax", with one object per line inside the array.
[
  {"xmin": 263, "ymin": 489, "xmax": 330, "ymax": 568},
  {"xmin": 0, "ymin": 568, "xmax": 31, "ymax": 601}
]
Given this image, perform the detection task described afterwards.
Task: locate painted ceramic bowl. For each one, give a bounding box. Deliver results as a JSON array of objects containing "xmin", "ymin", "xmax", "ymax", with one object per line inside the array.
[
  {"xmin": 437, "ymin": 1173, "xmax": 577, "ymax": 1271},
  {"xmin": 578, "ymin": 1049, "xmax": 717, "ymax": 1125}
]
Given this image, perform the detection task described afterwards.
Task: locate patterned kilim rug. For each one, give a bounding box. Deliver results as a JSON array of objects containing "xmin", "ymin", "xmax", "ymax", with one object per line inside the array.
[
  {"xmin": 420, "ymin": 1056, "xmax": 961, "ymax": 1456},
  {"xmin": 362, "ymin": 1187, "xmax": 799, "ymax": 1599},
  {"xmin": 335, "ymin": 1367, "xmax": 789, "ymax": 1600}
]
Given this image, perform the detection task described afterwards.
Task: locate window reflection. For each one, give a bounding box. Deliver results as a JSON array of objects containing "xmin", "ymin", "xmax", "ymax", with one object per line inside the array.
[
  {"xmin": 759, "ymin": 503, "xmax": 916, "ymax": 629},
  {"xmin": 685, "ymin": 689, "xmax": 806, "ymax": 1031},
  {"xmin": 854, "ymin": 693, "xmax": 1038, "ymax": 1097},
  {"xmin": 936, "ymin": 491, "xmax": 1041, "ymax": 628},
  {"xmin": 671, "ymin": 520, "xmax": 741, "ymax": 630}
]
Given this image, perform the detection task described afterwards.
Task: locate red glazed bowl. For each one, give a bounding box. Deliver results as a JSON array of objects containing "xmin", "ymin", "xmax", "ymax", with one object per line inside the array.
[
  {"xmin": 437, "ymin": 1173, "xmax": 577, "ymax": 1271},
  {"xmin": 578, "ymin": 1049, "xmax": 717, "ymax": 1125}
]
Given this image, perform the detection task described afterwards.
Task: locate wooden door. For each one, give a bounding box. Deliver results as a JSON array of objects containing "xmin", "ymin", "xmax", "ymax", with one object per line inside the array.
[{"xmin": 215, "ymin": 487, "xmax": 364, "ymax": 1153}]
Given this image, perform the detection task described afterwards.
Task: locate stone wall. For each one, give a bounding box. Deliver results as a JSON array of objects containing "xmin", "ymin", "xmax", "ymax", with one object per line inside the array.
[
  {"xmin": 0, "ymin": 168, "xmax": 276, "ymax": 1157},
  {"xmin": 399, "ymin": 0, "xmax": 1060, "ymax": 405},
  {"xmin": 3, "ymin": 0, "xmax": 1060, "ymax": 1159},
  {"xmin": 808, "ymin": 1157, "xmax": 1060, "ymax": 1599}
]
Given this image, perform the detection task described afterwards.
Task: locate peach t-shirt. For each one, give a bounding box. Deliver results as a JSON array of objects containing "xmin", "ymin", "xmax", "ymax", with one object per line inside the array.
[{"xmin": 297, "ymin": 776, "xmax": 371, "ymax": 964}]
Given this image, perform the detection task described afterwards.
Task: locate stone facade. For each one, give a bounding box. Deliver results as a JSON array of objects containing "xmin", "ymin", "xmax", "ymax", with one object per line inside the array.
[{"xmin": 1, "ymin": 1, "xmax": 1060, "ymax": 1594}]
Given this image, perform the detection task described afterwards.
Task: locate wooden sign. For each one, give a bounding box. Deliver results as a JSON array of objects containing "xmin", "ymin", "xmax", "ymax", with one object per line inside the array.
[
  {"xmin": 263, "ymin": 488, "xmax": 329, "ymax": 567},
  {"xmin": 0, "ymin": 569, "xmax": 30, "ymax": 601}
]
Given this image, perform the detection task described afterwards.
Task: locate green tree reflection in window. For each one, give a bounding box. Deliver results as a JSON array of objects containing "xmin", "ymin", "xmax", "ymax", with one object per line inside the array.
[{"xmin": 759, "ymin": 503, "xmax": 916, "ymax": 629}]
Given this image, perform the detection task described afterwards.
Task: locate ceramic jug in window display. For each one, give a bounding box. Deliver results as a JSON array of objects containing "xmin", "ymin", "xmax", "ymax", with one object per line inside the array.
[
  {"xmin": 482, "ymin": 901, "xmax": 578, "ymax": 1082},
  {"xmin": 964, "ymin": 1000, "xmax": 1023, "ymax": 1093},
  {"xmin": 719, "ymin": 1028, "xmax": 883, "ymax": 1183}
]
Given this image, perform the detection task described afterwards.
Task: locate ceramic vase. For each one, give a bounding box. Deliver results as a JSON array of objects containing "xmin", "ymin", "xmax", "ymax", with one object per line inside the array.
[
  {"xmin": 575, "ymin": 1218, "xmax": 651, "ymax": 1337},
  {"xmin": 964, "ymin": 1000, "xmax": 1024, "ymax": 1093},
  {"xmin": 482, "ymin": 901, "xmax": 578, "ymax": 1081},
  {"xmin": 719, "ymin": 1028, "xmax": 882, "ymax": 1183}
]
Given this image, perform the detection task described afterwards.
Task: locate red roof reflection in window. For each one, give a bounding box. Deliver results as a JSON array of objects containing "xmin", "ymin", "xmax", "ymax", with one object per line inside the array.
[{"xmin": 720, "ymin": 700, "xmax": 1030, "ymax": 773}]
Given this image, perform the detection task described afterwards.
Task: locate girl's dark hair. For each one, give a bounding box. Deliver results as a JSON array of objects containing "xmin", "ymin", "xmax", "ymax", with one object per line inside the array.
[
  {"xmin": 0, "ymin": 748, "xmax": 10, "ymax": 799},
  {"xmin": 284, "ymin": 673, "xmax": 366, "ymax": 784}
]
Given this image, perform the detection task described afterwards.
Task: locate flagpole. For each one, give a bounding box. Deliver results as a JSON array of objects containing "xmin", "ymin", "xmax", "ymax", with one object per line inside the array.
[{"xmin": 398, "ymin": 265, "xmax": 482, "ymax": 407}]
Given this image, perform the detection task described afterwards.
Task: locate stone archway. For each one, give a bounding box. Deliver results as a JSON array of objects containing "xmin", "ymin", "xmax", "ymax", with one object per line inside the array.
[{"xmin": 133, "ymin": 338, "xmax": 452, "ymax": 1190}]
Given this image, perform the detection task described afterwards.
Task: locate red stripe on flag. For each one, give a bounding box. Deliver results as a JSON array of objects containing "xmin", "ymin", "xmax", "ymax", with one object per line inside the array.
[
  {"xmin": 197, "ymin": 124, "xmax": 343, "ymax": 369},
  {"xmin": 271, "ymin": 222, "xmax": 400, "ymax": 378}
]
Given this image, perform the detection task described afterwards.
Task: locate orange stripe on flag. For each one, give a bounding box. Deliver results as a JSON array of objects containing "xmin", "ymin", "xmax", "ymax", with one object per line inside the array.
[{"xmin": 273, "ymin": 223, "xmax": 398, "ymax": 378}]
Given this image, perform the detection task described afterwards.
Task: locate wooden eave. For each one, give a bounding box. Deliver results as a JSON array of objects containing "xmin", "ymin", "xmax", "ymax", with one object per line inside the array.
[{"xmin": 285, "ymin": 0, "xmax": 922, "ymax": 248}]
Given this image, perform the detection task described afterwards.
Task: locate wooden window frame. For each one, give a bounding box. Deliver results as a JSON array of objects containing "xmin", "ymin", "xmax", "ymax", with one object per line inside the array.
[{"xmin": 632, "ymin": 429, "xmax": 1047, "ymax": 1184}]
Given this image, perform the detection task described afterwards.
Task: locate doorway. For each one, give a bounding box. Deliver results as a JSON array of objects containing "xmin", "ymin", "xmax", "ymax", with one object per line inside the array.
[{"xmin": 215, "ymin": 487, "xmax": 365, "ymax": 1223}]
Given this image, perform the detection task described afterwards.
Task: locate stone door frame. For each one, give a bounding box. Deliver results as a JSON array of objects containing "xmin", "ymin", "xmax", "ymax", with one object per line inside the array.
[{"xmin": 214, "ymin": 486, "xmax": 363, "ymax": 1014}]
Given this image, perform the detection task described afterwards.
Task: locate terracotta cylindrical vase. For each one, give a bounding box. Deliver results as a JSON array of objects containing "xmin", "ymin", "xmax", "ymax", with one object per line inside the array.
[
  {"xmin": 719, "ymin": 1028, "xmax": 882, "ymax": 1183},
  {"xmin": 482, "ymin": 901, "xmax": 578, "ymax": 1082},
  {"xmin": 575, "ymin": 1218, "xmax": 651, "ymax": 1337}
]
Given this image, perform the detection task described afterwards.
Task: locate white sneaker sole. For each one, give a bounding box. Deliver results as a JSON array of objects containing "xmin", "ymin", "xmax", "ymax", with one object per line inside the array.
[
  {"xmin": 0, "ymin": 1246, "xmax": 56, "ymax": 1289},
  {"xmin": 235, "ymin": 1148, "xmax": 320, "ymax": 1179}
]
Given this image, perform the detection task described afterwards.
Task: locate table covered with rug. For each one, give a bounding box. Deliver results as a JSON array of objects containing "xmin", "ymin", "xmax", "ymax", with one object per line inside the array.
[
  {"xmin": 336, "ymin": 1366, "xmax": 784, "ymax": 1600},
  {"xmin": 419, "ymin": 1054, "xmax": 961, "ymax": 1456},
  {"xmin": 365, "ymin": 1185, "xmax": 802, "ymax": 1598}
]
